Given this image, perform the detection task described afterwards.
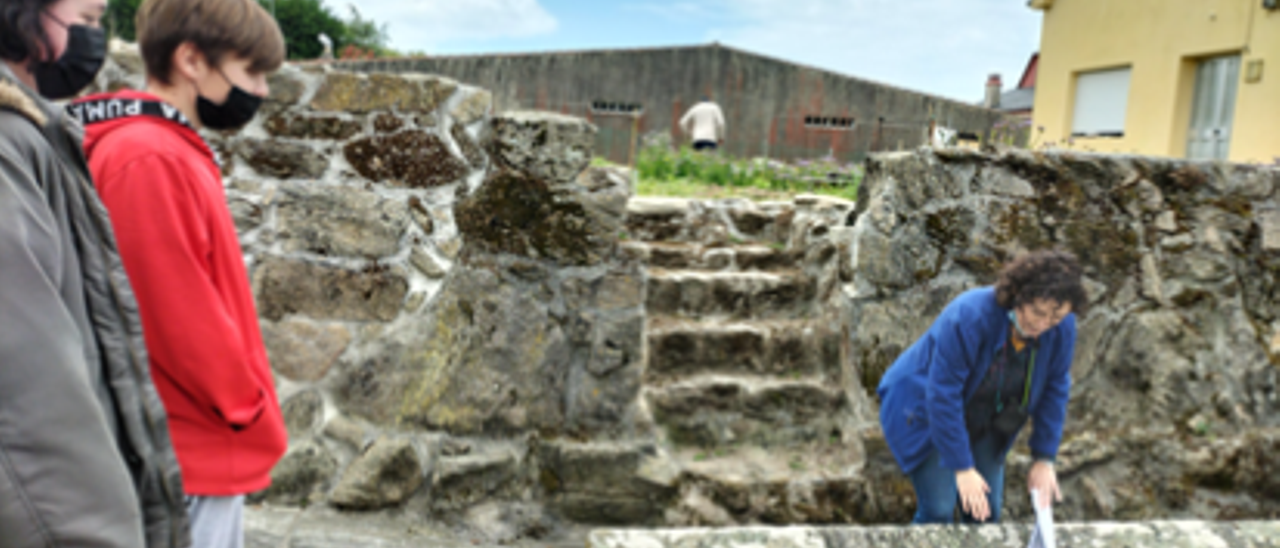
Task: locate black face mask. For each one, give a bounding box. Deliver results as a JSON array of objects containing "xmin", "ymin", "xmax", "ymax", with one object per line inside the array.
[
  {"xmin": 34, "ymin": 23, "xmax": 107, "ymax": 100},
  {"xmin": 196, "ymin": 72, "xmax": 263, "ymax": 130}
]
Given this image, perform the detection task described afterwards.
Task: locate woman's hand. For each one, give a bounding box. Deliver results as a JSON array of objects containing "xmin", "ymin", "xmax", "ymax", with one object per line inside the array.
[
  {"xmin": 1027, "ymin": 460, "xmax": 1061, "ymax": 509},
  {"xmin": 956, "ymin": 468, "xmax": 992, "ymax": 521}
]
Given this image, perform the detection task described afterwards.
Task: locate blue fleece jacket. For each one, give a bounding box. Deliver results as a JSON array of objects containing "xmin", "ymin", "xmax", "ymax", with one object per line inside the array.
[{"xmin": 876, "ymin": 287, "xmax": 1076, "ymax": 473}]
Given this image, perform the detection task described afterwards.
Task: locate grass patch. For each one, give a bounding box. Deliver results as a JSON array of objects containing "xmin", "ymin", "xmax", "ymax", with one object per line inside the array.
[{"xmin": 619, "ymin": 145, "xmax": 862, "ymax": 202}]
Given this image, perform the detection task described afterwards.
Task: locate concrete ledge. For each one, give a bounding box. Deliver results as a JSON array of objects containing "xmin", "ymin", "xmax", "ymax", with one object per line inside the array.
[
  {"xmin": 587, "ymin": 522, "xmax": 1280, "ymax": 548},
  {"xmin": 244, "ymin": 506, "xmax": 1278, "ymax": 548},
  {"xmin": 244, "ymin": 506, "xmax": 589, "ymax": 548}
]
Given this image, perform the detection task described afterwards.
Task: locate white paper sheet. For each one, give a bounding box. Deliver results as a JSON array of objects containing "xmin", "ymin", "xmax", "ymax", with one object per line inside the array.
[{"xmin": 1027, "ymin": 488, "xmax": 1056, "ymax": 548}]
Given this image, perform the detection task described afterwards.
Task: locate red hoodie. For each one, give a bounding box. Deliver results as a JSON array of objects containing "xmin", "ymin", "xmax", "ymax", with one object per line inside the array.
[{"xmin": 77, "ymin": 90, "xmax": 286, "ymax": 496}]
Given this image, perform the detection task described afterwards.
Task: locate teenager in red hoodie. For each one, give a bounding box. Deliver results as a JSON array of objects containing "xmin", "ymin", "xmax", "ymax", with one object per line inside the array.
[{"xmin": 74, "ymin": 0, "xmax": 287, "ymax": 546}]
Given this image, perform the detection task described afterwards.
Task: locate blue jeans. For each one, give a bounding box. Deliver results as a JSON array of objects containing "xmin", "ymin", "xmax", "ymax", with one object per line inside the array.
[
  {"xmin": 907, "ymin": 434, "xmax": 1008, "ymax": 524},
  {"xmin": 186, "ymin": 495, "xmax": 245, "ymax": 548}
]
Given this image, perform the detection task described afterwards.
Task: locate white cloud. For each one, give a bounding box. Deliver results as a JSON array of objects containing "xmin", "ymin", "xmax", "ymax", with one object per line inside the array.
[
  {"xmin": 329, "ymin": 0, "xmax": 558, "ymax": 52},
  {"xmin": 708, "ymin": 0, "xmax": 1041, "ymax": 101},
  {"xmin": 623, "ymin": 2, "xmax": 722, "ymax": 22}
]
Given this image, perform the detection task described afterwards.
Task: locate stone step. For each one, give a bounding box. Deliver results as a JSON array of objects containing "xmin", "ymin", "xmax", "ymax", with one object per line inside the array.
[
  {"xmin": 646, "ymin": 378, "xmax": 848, "ymax": 448},
  {"xmin": 646, "ymin": 319, "xmax": 840, "ymax": 382},
  {"xmin": 646, "ymin": 269, "xmax": 816, "ymax": 321},
  {"xmin": 665, "ymin": 442, "xmax": 871, "ymax": 525},
  {"xmin": 624, "ymin": 197, "xmax": 793, "ymax": 246},
  {"xmin": 625, "ymin": 197, "xmax": 692, "ymax": 242},
  {"xmin": 621, "ymin": 242, "xmax": 799, "ymax": 272}
]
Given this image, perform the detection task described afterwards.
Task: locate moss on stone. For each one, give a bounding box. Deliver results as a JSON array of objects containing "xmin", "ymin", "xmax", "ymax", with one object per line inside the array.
[
  {"xmin": 395, "ymin": 297, "xmax": 478, "ymax": 431},
  {"xmin": 310, "ymin": 72, "xmax": 457, "ymax": 114},
  {"xmin": 923, "ymin": 207, "xmax": 976, "ymax": 250},
  {"xmin": 373, "ymin": 113, "xmax": 405, "ymax": 133},
  {"xmin": 857, "ymin": 341, "xmax": 902, "ymax": 398},
  {"xmin": 343, "ymin": 130, "xmax": 470, "ymax": 188},
  {"xmin": 1171, "ymin": 288, "xmax": 1214, "ymax": 308},
  {"xmin": 1208, "ymin": 196, "xmax": 1254, "ymax": 219},
  {"xmin": 265, "ymin": 70, "xmax": 305, "ymax": 106},
  {"xmin": 455, "ymin": 169, "xmax": 615, "ymax": 266},
  {"xmin": 235, "ymin": 139, "xmax": 328, "ymax": 179},
  {"xmin": 254, "ymin": 258, "xmax": 409, "ymax": 321},
  {"xmin": 990, "ymin": 201, "xmax": 1051, "ymax": 251},
  {"xmin": 998, "ymin": 151, "xmax": 1066, "ymax": 189},
  {"xmin": 451, "ymin": 90, "xmax": 493, "ymax": 126},
  {"xmin": 1058, "ymin": 153, "xmax": 1126, "ymax": 198},
  {"xmin": 1063, "ymin": 216, "xmax": 1141, "ymax": 282},
  {"xmin": 1155, "ymin": 164, "xmax": 1212, "ymax": 192},
  {"xmin": 264, "ymin": 113, "xmax": 362, "ymax": 140},
  {"xmin": 539, "ymin": 467, "xmax": 562, "ymax": 493},
  {"xmin": 954, "ymin": 248, "xmax": 1005, "ymax": 281},
  {"xmin": 913, "ymin": 258, "xmax": 942, "ymax": 283}
]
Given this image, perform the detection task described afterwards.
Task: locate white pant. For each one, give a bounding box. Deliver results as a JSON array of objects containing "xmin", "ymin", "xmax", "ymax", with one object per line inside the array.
[{"xmin": 185, "ymin": 495, "xmax": 245, "ymax": 548}]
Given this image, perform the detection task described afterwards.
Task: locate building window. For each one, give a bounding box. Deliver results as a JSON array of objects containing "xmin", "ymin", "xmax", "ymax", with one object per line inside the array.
[
  {"xmin": 1071, "ymin": 67, "xmax": 1131, "ymax": 137},
  {"xmin": 591, "ymin": 101, "xmax": 643, "ymax": 114},
  {"xmin": 1186, "ymin": 55, "xmax": 1240, "ymax": 161},
  {"xmin": 804, "ymin": 116, "xmax": 855, "ymax": 130}
]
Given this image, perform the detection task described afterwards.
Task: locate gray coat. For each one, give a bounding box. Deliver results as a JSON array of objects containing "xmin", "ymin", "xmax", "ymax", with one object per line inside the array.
[{"xmin": 0, "ymin": 65, "xmax": 190, "ymax": 548}]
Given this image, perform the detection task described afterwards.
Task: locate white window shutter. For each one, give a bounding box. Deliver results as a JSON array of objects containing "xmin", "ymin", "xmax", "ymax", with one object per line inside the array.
[{"xmin": 1071, "ymin": 67, "xmax": 1132, "ymax": 137}]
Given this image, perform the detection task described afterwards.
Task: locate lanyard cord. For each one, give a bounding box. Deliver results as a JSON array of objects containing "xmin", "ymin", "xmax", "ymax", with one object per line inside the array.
[{"xmin": 995, "ymin": 338, "xmax": 1037, "ymax": 413}]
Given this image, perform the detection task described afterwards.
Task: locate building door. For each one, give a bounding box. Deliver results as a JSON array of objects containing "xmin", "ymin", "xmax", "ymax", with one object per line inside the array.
[
  {"xmin": 591, "ymin": 114, "xmax": 637, "ymax": 165},
  {"xmin": 1186, "ymin": 55, "xmax": 1240, "ymax": 161},
  {"xmin": 589, "ymin": 102, "xmax": 644, "ymax": 166}
]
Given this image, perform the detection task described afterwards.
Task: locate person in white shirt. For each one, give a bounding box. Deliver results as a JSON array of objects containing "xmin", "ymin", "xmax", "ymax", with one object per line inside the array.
[{"xmin": 679, "ymin": 95, "xmax": 725, "ymax": 151}]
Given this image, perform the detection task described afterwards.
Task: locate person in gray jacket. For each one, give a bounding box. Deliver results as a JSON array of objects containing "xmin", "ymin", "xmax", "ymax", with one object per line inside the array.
[{"xmin": 0, "ymin": 0, "xmax": 190, "ymax": 546}]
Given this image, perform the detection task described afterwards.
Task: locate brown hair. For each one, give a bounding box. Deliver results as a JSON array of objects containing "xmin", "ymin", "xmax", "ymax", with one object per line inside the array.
[
  {"xmin": 137, "ymin": 0, "xmax": 285, "ymax": 84},
  {"xmin": 0, "ymin": 0, "xmax": 60, "ymax": 65},
  {"xmin": 994, "ymin": 249, "xmax": 1089, "ymax": 317}
]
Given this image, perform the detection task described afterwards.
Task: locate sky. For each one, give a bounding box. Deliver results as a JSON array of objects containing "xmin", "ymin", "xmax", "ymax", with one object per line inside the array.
[{"xmin": 324, "ymin": 0, "xmax": 1043, "ymax": 103}]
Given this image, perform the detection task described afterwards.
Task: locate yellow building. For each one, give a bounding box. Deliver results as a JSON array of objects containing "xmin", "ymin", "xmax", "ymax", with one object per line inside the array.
[{"xmin": 1030, "ymin": 0, "xmax": 1279, "ymax": 163}]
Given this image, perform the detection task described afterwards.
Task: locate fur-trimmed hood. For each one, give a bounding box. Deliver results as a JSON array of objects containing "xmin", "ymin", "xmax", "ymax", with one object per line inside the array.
[
  {"xmin": 0, "ymin": 59, "xmax": 192, "ymax": 548},
  {"xmin": 0, "ymin": 64, "xmax": 49, "ymax": 127}
]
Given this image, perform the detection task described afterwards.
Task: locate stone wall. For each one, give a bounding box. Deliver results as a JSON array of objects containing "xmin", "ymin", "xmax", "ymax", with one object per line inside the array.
[
  {"xmin": 216, "ymin": 71, "xmax": 655, "ymax": 533},
  {"xmin": 845, "ymin": 148, "xmax": 1280, "ymax": 522},
  {"xmin": 88, "ymin": 42, "xmax": 1280, "ymax": 539},
  {"xmin": 92, "ymin": 41, "xmax": 656, "ymax": 539}
]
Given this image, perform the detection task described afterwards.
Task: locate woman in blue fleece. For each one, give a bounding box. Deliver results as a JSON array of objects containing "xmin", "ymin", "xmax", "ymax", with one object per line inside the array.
[{"xmin": 878, "ymin": 250, "xmax": 1088, "ymax": 524}]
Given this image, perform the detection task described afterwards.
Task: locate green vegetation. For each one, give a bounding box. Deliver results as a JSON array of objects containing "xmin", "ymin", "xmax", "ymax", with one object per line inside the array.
[
  {"xmin": 105, "ymin": 0, "xmax": 141, "ymax": 43},
  {"xmin": 264, "ymin": 0, "xmax": 349, "ymax": 59},
  {"xmin": 789, "ymin": 457, "xmax": 806, "ymax": 471},
  {"xmin": 1193, "ymin": 418, "xmax": 1212, "ymax": 438},
  {"xmin": 106, "ymin": 0, "xmax": 395, "ymax": 60},
  {"xmin": 629, "ymin": 145, "xmax": 861, "ymax": 202},
  {"xmin": 338, "ymin": 6, "xmax": 391, "ymax": 57}
]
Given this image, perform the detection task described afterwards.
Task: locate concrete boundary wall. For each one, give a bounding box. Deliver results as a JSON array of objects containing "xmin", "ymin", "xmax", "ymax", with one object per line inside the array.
[{"xmin": 327, "ymin": 44, "xmax": 1004, "ymax": 163}]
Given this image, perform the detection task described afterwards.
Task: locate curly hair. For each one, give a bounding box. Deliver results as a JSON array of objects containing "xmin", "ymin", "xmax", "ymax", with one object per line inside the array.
[
  {"xmin": 994, "ymin": 249, "xmax": 1089, "ymax": 317},
  {"xmin": 0, "ymin": 0, "xmax": 59, "ymax": 65}
]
